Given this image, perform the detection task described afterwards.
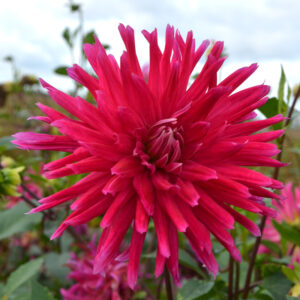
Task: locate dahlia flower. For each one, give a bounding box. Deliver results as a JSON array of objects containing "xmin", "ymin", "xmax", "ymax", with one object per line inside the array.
[
  {"xmin": 260, "ymin": 182, "xmax": 300, "ymax": 265},
  {"xmin": 61, "ymin": 237, "xmax": 134, "ymax": 300},
  {"xmin": 13, "ymin": 24, "xmax": 285, "ymax": 287}
]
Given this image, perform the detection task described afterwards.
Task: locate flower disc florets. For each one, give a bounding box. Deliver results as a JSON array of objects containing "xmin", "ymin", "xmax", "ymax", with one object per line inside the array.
[{"xmin": 12, "ymin": 24, "xmax": 285, "ymax": 288}]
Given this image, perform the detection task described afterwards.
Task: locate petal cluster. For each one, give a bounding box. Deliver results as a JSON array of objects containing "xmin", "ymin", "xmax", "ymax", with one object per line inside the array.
[
  {"xmin": 260, "ymin": 183, "xmax": 300, "ymax": 266},
  {"xmin": 13, "ymin": 24, "xmax": 285, "ymax": 287},
  {"xmin": 61, "ymin": 237, "xmax": 134, "ymax": 300}
]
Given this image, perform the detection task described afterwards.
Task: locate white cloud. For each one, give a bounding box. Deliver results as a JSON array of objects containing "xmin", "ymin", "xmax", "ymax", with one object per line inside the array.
[{"xmin": 0, "ymin": 0, "xmax": 299, "ymax": 94}]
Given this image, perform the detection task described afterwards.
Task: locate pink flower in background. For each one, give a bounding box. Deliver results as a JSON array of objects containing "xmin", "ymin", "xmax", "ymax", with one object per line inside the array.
[
  {"xmin": 61, "ymin": 237, "xmax": 134, "ymax": 300},
  {"xmin": 13, "ymin": 24, "xmax": 285, "ymax": 287},
  {"xmin": 260, "ymin": 182, "xmax": 300, "ymax": 265}
]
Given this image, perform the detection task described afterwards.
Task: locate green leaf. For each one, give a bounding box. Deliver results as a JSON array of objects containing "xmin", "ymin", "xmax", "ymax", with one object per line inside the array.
[
  {"xmin": 43, "ymin": 210, "xmax": 65, "ymax": 238},
  {"xmin": 286, "ymin": 296, "xmax": 300, "ymax": 300},
  {"xmin": 3, "ymin": 55, "xmax": 13, "ymax": 62},
  {"xmin": 82, "ymin": 30, "xmax": 96, "ymax": 45},
  {"xmin": 134, "ymin": 291, "xmax": 147, "ymax": 299},
  {"xmin": 28, "ymin": 173, "xmax": 48, "ymax": 184},
  {"xmin": 287, "ymin": 85, "xmax": 292, "ymax": 104},
  {"xmin": 141, "ymin": 251, "xmax": 156, "ymax": 259},
  {"xmin": 4, "ymin": 257, "xmax": 44, "ymax": 296},
  {"xmin": 272, "ymin": 221, "xmax": 300, "ymax": 247},
  {"xmin": 260, "ymin": 240, "xmax": 282, "ymax": 255},
  {"xmin": 262, "ymin": 264, "xmax": 282, "ymax": 277},
  {"xmin": 0, "ymin": 136, "xmax": 16, "ymax": 151},
  {"xmin": 258, "ymin": 97, "xmax": 287, "ymax": 130},
  {"xmin": 0, "ymin": 202, "xmax": 42, "ymax": 240},
  {"xmin": 278, "ymin": 65, "xmax": 286, "ymax": 113},
  {"xmin": 0, "ymin": 282, "xmax": 4, "ymax": 297},
  {"xmin": 70, "ymin": 4, "xmax": 80, "ymax": 12},
  {"xmin": 259, "ymin": 97, "xmax": 279, "ymax": 119},
  {"xmin": 44, "ymin": 252, "xmax": 70, "ymax": 283},
  {"xmin": 178, "ymin": 278, "xmax": 214, "ymax": 300},
  {"xmin": 282, "ymin": 266, "xmax": 298, "ymax": 283},
  {"xmin": 261, "ymin": 272, "xmax": 293, "ymax": 300},
  {"xmin": 293, "ymin": 262, "xmax": 300, "ymax": 279},
  {"xmin": 250, "ymin": 289, "xmax": 275, "ymax": 300},
  {"xmin": 62, "ymin": 28, "xmax": 72, "ymax": 48},
  {"xmin": 269, "ymin": 256, "xmax": 291, "ymax": 265},
  {"xmin": 5, "ymin": 279, "xmax": 56, "ymax": 300},
  {"xmin": 30, "ymin": 280, "xmax": 56, "ymax": 300},
  {"xmin": 54, "ymin": 66, "xmax": 69, "ymax": 76},
  {"xmin": 178, "ymin": 249, "xmax": 207, "ymax": 277}
]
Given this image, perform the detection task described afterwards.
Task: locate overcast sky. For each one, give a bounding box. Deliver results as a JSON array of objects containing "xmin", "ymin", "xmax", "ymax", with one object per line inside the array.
[{"xmin": 1, "ymin": 0, "xmax": 300, "ymax": 97}]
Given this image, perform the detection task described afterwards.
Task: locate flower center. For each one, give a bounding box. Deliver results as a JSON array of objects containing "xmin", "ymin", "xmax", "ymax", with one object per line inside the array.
[{"xmin": 134, "ymin": 118, "xmax": 183, "ymax": 174}]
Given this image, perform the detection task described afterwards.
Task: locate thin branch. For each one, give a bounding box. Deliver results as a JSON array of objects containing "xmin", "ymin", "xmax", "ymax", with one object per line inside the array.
[
  {"xmin": 143, "ymin": 231, "xmax": 156, "ymax": 277},
  {"xmin": 228, "ymin": 256, "xmax": 234, "ymax": 300},
  {"xmin": 156, "ymin": 275, "xmax": 164, "ymax": 300},
  {"xmin": 164, "ymin": 267, "xmax": 174, "ymax": 300},
  {"xmin": 234, "ymin": 262, "xmax": 240, "ymax": 300},
  {"xmin": 21, "ymin": 183, "xmax": 39, "ymax": 200},
  {"xmin": 242, "ymin": 215, "xmax": 267, "ymax": 299},
  {"xmin": 21, "ymin": 194, "xmax": 54, "ymax": 220},
  {"xmin": 20, "ymin": 184, "xmax": 86, "ymax": 248},
  {"xmin": 289, "ymin": 244, "xmax": 297, "ymax": 256},
  {"xmin": 239, "ymin": 280, "xmax": 262, "ymax": 295}
]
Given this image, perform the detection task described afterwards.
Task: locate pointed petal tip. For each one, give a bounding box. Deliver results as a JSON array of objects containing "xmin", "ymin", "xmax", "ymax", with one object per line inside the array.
[
  {"xmin": 174, "ymin": 278, "xmax": 182, "ymax": 288},
  {"xmin": 50, "ymin": 232, "xmax": 59, "ymax": 240},
  {"xmin": 43, "ymin": 172, "xmax": 54, "ymax": 179},
  {"xmin": 232, "ymin": 249, "xmax": 242, "ymax": 262},
  {"xmin": 252, "ymin": 228, "xmax": 261, "ymax": 237},
  {"xmin": 26, "ymin": 207, "xmax": 42, "ymax": 214},
  {"xmin": 127, "ymin": 278, "xmax": 137, "ymax": 290},
  {"xmin": 11, "ymin": 132, "xmax": 20, "ymax": 139},
  {"xmin": 135, "ymin": 226, "xmax": 148, "ymax": 234},
  {"xmin": 160, "ymin": 248, "xmax": 171, "ymax": 259},
  {"xmin": 10, "ymin": 138, "xmax": 17, "ymax": 144},
  {"xmin": 39, "ymin": 78, "xmax": 50, "ymax": 89},
  {"xmin": 99, "ymin": 219, "xmax": 109, "ymax": 229},
  {"xmin": 178, "ymin": 223, "xmax": 189, "ymax": 233}
]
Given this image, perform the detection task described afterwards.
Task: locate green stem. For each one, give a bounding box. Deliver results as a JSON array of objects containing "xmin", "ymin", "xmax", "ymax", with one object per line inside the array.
[
  {"xmin": 234, "ymin": 262, "xmax": 240, "ymax": 300},
  {"xmin": 164, "ymin": 267, "xmax": 174, "ymax": 300},
  {"xmin": 228, "ymin": 256, "xmax": 234, "ymax": 300}
]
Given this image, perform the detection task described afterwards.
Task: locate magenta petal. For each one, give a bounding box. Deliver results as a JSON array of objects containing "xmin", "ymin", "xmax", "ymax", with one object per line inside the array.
[
  {"xmin": 135, "ymin": 199, "xmax": 150, "ymax": 234},
  {"xmin": 153, "ymin": 207, "xmax": 171, "ymax": 258},
  {"xmin": 166, "ymin": 222, "xmax": 180, "ymax": 286},
  {"xmin": 176, "ymin": 178, "xmax": 200, "ymax": 206},
  {"xmin": 133, "ymin": 173, "xmax": 155, "ymax": 216},
  {"xmin": 100, "ymin": 190, "xmax": 132, "ymax": 228},
  {"xmin": 127, "ymin": 229, "xmax": 146, "ymax": 289},
  {"xmin": 154, "ymin": 248, "xmax": 166, "ymax": 277},
  {"xmin": 182, "ymin": 160, "xmax": 218, "ymax": 181},
  {"xmin": 159, "ymin": 192, "xmax": 188, "ymax": 232}
]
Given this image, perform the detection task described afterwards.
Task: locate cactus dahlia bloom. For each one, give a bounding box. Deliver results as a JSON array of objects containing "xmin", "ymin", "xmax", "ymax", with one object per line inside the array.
[
  {"xmin": 61, "ymin": 237, "xmax": 134, "ymax": 300},
  {"xmin": 13, "ymin": 24, "xmax": 285, "ymax": 287}
]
